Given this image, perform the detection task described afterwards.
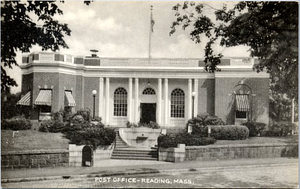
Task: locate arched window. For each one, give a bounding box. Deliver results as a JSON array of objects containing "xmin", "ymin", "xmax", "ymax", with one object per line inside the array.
[
  {"xmin": 114, "ymin": 87, "xmax": 127, "ymax": 116},
  {"xmin": 142, "ymin": 87, "xmax": 156, "ymax": 95},
  {"xmin": 171, "ymin": 88, "xmax": 185, "ymax": 118}
]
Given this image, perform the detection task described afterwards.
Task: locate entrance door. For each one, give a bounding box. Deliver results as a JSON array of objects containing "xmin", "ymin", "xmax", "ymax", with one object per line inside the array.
[{"xmin": 140, "ymin": 103, "xmax": 156, "ymax": 124}]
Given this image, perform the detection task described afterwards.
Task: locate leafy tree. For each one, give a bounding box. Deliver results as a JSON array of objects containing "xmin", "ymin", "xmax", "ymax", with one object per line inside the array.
[
  {"xmin": 1, "ymin": 1, "xmax": 91, "ymax": 92},
  {"xmin": 170, "ymin": 1, "xmax": 298, "ymax": 101}
]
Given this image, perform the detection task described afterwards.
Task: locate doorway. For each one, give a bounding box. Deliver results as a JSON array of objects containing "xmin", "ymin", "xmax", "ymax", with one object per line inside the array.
[{"xmin": 140, "ymin": 103, "xmax": 156, "ymax": 124}]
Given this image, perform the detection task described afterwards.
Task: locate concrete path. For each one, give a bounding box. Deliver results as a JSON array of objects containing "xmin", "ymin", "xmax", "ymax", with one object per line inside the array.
[{"xmin": 1, "ymin": 158, "xmax": 298, "ymax": 183}]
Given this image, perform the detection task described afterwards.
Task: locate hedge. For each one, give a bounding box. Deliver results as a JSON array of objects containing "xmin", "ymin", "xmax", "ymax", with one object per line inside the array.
[
  {"xmin": 158, "ymin": 132, "xmax": 216, "ymax": 148},
  {"xmin": 204, "ymin": 125, "xmax": 249, "ymax": 140},
  {"xmin": 1, "ymin": 116, "xmax": 32, "ymax": 130},
  {"xmin": 187, "ymin": 113, "xmax": 225, "ymax": 135},
  {"xmin": 262, "ymin": 122, "xmax": 297, "ymax": 137},
  {"xmin": 65, "ymin": 127, "xmax": 116, "ymax": 149},
  {"xmin": 242, "ymin": 122, "xmax": 266, "ymax": 137}
]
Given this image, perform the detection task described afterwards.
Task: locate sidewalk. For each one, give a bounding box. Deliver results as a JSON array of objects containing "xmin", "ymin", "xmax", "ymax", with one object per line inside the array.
[{"xmin": 1, "ymin": 158, "xmax": 298, "ymax": 182}]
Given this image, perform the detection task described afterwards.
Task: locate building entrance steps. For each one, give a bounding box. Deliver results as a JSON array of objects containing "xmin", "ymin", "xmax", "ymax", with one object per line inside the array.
[
  {"xmin": 114, "ymin": 130, "xmax": 129, "ymax": 148},
  {"xmin": 112, "ymin": 130, "xmax": 158, "ymax": 160}
]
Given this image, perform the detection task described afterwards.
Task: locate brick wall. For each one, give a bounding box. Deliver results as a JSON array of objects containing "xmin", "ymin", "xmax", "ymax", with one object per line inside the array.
[
  {"xmin": 215, "ymin": 77, "xmax": 269, "ymax": 125},
  {"xmin": 185, "ymin": 143, "xmax": 297, "ymax": 161},
  {"xmin": 1, "ymin": 150, "xmax": 68, "ymax": 169}
]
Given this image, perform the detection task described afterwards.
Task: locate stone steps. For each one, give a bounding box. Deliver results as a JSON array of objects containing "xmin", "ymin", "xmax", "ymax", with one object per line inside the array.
[{"xmin": 112, "ymin": 131, "xmax": 158, "ymax": 161}]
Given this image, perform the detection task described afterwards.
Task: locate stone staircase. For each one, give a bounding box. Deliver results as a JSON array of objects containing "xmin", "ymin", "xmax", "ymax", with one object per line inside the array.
[{"xmin": 111, "ymin": 131, "xmax": 158, "ymax": 161}]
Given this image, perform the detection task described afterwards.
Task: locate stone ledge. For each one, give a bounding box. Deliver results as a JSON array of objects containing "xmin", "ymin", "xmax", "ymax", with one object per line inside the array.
[
  {"xmin": 2, "ymin": 149, "xmax": 69, "ymax": 155},
  {"xmin": 185, "ymin": 143, "xmax": 297, "ymax": 150}
]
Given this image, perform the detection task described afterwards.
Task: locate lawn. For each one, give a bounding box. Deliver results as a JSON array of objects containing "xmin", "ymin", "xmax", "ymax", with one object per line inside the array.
[
  {"xmin": 1, "ymin": 130, "xmax": 70, "ymax": 152},
  {"xmin": 215, "ymin": 135, "xmax": 298, "ymax": 145}
]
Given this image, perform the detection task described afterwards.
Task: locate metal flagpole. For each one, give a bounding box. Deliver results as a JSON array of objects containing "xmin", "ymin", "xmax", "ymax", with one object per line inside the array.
[{"xmin": 148, "ymin": 5, "xmax": 154, "ymax": 59}]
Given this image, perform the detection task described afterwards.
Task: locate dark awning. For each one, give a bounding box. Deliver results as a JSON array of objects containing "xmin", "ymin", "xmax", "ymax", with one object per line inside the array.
[
  {"xmin": 236, "ymin": 95, "xmax": 250, "ymax": 111},
  {"xmin": 17, "ymin": 91, "xmax": 31, "ymax": 106},
  {"xmin": 65, "ymin": 91, "xmax": 76, "ymax": 107},
  {"xmin": 34, "ymin": 90, "xmax": 52, "ymax": 106}
]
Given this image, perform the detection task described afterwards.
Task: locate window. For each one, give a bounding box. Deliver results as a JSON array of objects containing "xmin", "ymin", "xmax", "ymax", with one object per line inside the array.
[
  {"xmin": 236, "ymin": 111, "xmax": 247, "ymax": 119},
  {"xmin": 235, "ymin": 94, "xmax": 249, "ymax": 120},
  {"xmin": 171, "ymin": 88, "xmax": 185, "ymax": 118},
  {"xmin": 40, "ymin": 105, "xmax": 51, "ymax": 113},
  {"xmin": 142, "ymin": 88, "xmax": 156, "ymax": 95},
  {"xmin": 114, "ymin": 87, "xmax": 127, "ymax": 116}
]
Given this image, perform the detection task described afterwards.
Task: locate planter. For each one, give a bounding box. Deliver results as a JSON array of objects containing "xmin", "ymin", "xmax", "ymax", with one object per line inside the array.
[{"xmin": 119, "ymin": 128, "xmax": 162, "ymax": 148}]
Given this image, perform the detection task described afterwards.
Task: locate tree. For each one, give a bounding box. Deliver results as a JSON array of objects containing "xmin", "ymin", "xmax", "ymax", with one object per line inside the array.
[
  {"xmin": 170, "ymin": 1, "xmax": 298, "ymax": 101},
  {"xmin": 1, "ymin": 1, "xmax": 91, "ymax": 92}
]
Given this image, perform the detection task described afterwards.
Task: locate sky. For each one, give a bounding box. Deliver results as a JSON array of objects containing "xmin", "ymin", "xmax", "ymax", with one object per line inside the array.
[{"xmin": 7, "ymin": 1, "xmax": 251, "ymax": 94}]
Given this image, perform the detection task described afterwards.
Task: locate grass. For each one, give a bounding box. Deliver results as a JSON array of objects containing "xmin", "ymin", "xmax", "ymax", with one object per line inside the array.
[
  {"xmin": 215, "ymin": 135, "xmax": 298, "ymax": 145},
  {"xmin": 1, "ymin": 130, "xmax": 69, "ymax": 152}
]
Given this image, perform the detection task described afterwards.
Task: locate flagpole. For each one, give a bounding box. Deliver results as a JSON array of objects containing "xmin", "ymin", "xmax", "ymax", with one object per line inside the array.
[{"xmin": 148, "ymin": 5, "xmax": 153, "ymax": 59}]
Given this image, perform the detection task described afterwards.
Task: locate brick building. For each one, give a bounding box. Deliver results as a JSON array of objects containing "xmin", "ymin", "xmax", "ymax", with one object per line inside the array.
[{"xmin": 17, "ymin": 52, "xmax": 269, "ymax": 127}]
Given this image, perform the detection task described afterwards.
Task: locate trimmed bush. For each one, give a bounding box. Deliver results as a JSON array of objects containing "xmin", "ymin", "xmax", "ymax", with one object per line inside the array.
[
  {"xmin": 187, "ymin": 113, "xmax": 225, "ymax": 135},
  {"xmin": 204, "ymin": 125, "xmax": 249, "ymax": 140},
  {"xmin": 242, "ymin": 122, "xmax": 266, "ymax": 137},
  {"xmin": 65, "ymin": 127, "xmax": 116, "ymax": 149},
  {"xmin": 1, "ymin": 116, "xmax": 32, "ymax": 130},
  {"xmin": 158, "ymin": 132, "xmax": 216, "ymax": 148}
]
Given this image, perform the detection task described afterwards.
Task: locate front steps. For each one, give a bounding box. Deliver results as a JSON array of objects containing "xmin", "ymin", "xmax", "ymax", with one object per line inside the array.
[
  {"xmin": 111, "ymin": 148, "xmax": 158, "ymax": 161},
  {"xmin": 112, "ymin": 131, "xmax": 158, "ymax": 161}
]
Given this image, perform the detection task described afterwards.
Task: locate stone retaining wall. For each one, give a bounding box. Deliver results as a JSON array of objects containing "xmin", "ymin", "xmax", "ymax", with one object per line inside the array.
[
  {"xmin": 185, "ymin": 143, "xmax": 298, "ymax": 161},
  {"xmin": 1, "ymin": 149, "xmax": 69, "ymax": 169},
  {"xmin": 158, "ymin": 144, "xmax": 185, "ymax": 162}
]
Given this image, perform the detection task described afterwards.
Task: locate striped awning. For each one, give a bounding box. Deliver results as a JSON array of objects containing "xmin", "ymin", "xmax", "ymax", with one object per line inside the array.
[
  {"xmin": 65, "ymin": 91, "xmax": 76, "ymax": 107},
  {"xmin": 34, "ymin": 90, "xmax": 52, "ymax": 106},
  {"xmin": 236, "ymin": 95, "xmax": 250, "ymax": 111},
  {"xmin": 17, "ymin": 91, "xmax": 31, "ymax": 106}
]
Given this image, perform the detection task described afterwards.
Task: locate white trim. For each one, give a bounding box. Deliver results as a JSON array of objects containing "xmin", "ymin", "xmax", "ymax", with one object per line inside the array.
[{"xmin": 215, "ymin": 72, "xmax": 269, "ymax": 78}]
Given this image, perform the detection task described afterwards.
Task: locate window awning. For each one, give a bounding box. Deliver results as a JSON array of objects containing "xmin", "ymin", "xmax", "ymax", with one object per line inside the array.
[
  {"xmin": 34, "ymin": 90, "xmax": 52, "ymax": 106},
  {"xmin": 17, "ymin": 91, "xmax": 31, "ymax": 106},
  {"xmin": 65, "ymin": 91, "xmax": 76, "ymax": 107},
  {"xmin": 236, "ymin": 95, "xmax": 250, "ymax": 111}
]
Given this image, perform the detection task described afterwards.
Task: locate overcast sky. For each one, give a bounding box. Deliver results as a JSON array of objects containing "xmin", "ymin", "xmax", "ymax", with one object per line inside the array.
[{"xmin": 7, "ymin": 1, "xmax": 251, "ymax": 93}]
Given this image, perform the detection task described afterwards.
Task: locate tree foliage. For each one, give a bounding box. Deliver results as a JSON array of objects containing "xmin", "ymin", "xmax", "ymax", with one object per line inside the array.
[
  {"xmin": 1, "ymin": 1, "xmax": 91, "ymax": 92},
  {"xmin": 170, "ymin": 1, "xmax": 298, "ymax": 100}
]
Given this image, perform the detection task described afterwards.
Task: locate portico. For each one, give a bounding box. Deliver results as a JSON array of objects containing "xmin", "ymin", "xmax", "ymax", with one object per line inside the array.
[{"xmin": 98, "ymin": 76, "xmax": 199, "ymax": 127}]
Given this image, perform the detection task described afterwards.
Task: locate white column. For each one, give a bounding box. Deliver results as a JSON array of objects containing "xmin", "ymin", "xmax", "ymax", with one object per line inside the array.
[
  {"xmin": 105, "ymin": 78, "xmax": 110, "ymax": 125},
  {"xmin": 134, "ymin": 78, "xmax": 139, "ymax": 123},
  {"xmin": 157, "ymin": 78, "xmax": 162, "ymax": 125},
  {"xmin": 164, "ymin": 78, "xmax": 168, "ymax": 126},
  {"xmin": 188, "ymin": 78, "xmax": 192, "ymax": 119},
  {"xmin": 194, "ymin": 78, "xmax": 198, "ymax": 118},
  {"xmin": 128, "ymin": 78, "xmax": 133, "ymax": 122},
  {"xmin": 99, "ymin": 77, "xmax": 104, "ymax": 119}
]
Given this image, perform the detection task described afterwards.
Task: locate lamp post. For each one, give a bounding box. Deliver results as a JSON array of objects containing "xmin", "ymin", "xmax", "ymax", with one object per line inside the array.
[
  {"xmin": 192, "ymin": 91, "xmax": 195, "ymax": 119},
  {"xmin": 92, "ymin": 90, "xmax": 97, "ymax": 120}
]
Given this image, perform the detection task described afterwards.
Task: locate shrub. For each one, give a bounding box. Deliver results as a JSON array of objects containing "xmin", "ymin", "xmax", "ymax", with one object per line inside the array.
[
  {"xmin": 1, "ymin": 116, "xmax": 32, "ymax": 130},
  {"xmin": 126, "ymin": 121, "xmax": 160, "ymax": 129},
  {"xmin": 158, "ymin": 132, "xmax": 216, "ymax": 148},
  {"xmin": 242, "ymin": 122, "xmax": 266, "ymax": 137},
  {"xmin": 263, "ymin": 122, "xmax": 297, "ymax": 137},
  {"xmin": 203, "ymin": 125, "xmax": 249, "ymax": 140},
  {"xmin": 76, "ymin": 108, "xmax": 91, "ymax": 122},
  {"xmin": 39, "ymin": 119, "xmax": 65, "ymax": 133},
  {"xmin": 65, "ymin": 127, "xmax": 116, "ymax": 149},
  {"xmin": 187, "ymin": 113, "xmax": 225, "ymax": 135}
]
